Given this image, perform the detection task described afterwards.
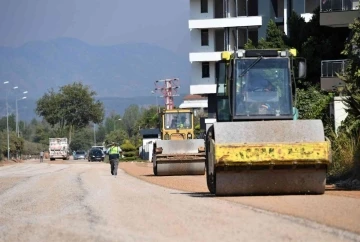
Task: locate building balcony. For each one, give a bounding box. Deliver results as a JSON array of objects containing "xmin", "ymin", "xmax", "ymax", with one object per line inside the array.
[
  {"xmin": 189, "ymin": 52, "xmax": 222, "ymax": 63},
  {"xmin": 320, "ymin": 0, "xmax": 360, "ymax": 27},
  {"xmin": 190, "ymin": 84, "xmax": 216, "ymax": 95},
  {"xmin": 321, "ymin": 59, "xmax": 349, "ymax": 91},
  {"xmin": 189, "ymin": 16, "xmax": 262, "ymax": 30}
]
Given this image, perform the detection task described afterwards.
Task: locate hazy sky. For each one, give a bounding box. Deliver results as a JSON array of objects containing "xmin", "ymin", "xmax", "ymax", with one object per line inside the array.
[{"xmin": 0, "ymin": 0, "xmax": 190, "ymax": 55}]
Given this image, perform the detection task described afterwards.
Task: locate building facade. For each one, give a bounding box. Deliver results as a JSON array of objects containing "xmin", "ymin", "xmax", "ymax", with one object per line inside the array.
[
  {"xmin": 320, "ymin": 0, "xmax": 359, "ymax": 91},
  {"xmin": 319, "ymin": 0, "xmax": 359, "ymax": 133},
  {"xmin": 188, "ymin": 0, "xmax": 319, "ymax": 125}
]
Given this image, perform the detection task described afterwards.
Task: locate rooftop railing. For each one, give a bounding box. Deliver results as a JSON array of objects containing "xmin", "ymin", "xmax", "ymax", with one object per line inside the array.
[{"xmin": 321, "ymin": 59, "xmax": 349, "ymax": 77}]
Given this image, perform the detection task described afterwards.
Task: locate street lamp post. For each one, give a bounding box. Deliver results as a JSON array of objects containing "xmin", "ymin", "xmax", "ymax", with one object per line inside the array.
[
  {"xmin": 14, "ymin": 89, "xmax": 27, "ymax": 137},
  {"xmin": 12, "ymin": 86, "xmax": 19, "ymax": 136},
  {"xmin": 3, "ymin": 81, "xmax": 10, "ymax": 160},
  {"xmin": 12, "ymin": 86, "xmax": 18, "ymax": 137},
  {"xmin": 16, "ymin": 96, "xmax": 27, "ymax": 137}
]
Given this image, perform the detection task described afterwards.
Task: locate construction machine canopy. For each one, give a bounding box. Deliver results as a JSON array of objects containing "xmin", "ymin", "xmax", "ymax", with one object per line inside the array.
[
  {"xmin": 163, "ymin": 109, "xmax": 193, "ymax": 130},
  {"xmin": 235, "ymin": 58, "xmax": 292, "ymax": 118},
  {"xmin": 216, "ymin": 49, "xmax": 306, "ymax": 122}
]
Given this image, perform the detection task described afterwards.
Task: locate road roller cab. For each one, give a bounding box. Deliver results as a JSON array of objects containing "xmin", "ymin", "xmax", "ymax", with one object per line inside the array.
[
  {"xmin": 205, "ymin": 49, "xmax": 332, "ymax": 196},
  {"xmin": 160, "ymin": 109, "xmax": 195, "ymax": 141}
]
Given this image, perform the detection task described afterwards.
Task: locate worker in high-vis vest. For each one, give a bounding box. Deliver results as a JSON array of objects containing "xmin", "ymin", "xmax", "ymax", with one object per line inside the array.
[{"xmin": 107, "ymin": 142, "xmax": 122, "ymax": 177}]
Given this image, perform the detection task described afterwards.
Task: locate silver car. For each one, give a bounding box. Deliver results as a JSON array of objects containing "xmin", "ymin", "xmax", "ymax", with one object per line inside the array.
[{"xmin": 74, "ymin": 151, "xmax": 86, "ymax": 160}]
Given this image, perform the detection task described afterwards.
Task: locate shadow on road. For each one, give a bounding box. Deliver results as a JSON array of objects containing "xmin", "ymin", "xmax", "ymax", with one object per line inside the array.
[
  {"xmin": 169, "ymin": 192, "xmax": 215, "ymax": 198},
  {"xmin": 325, "ymin": 185, "xmax": 360, "ymax": 191},
  {"xmin": 169, "ymin": 191, "xmax": 349, "ymax": 198}
]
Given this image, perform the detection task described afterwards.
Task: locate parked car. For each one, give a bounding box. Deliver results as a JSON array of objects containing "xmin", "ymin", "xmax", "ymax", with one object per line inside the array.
[
  {"xmin": 74, "ymin": 150, "xmax": 86, "ymax": 160},
  {"xmin": 88, "ymin": 149, "xmax": 104, "ymax": 162}
]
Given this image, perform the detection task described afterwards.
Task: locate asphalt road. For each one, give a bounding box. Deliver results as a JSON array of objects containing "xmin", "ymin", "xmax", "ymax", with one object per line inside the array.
[{"xmin": 0, "ymin": 160, "xmax": 359, "ymax": 242}]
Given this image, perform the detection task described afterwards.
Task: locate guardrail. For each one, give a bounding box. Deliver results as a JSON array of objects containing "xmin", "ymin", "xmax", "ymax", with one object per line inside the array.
[
  {"xmin": 321, "ymin": 59, "xmax": 349, "ymax": 77},
  {"xmin": 320, "ymin": 0, "xmax": 359, "ymax": 12}
]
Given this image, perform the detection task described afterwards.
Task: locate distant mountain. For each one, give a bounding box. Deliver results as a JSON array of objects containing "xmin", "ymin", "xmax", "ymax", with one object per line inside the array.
[{"xmin": 0, "ymin": 37, "xmax": 191, "ymax": 99}]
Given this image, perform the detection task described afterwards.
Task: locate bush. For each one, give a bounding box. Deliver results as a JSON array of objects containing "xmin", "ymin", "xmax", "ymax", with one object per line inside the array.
[
  {"xmin": 120, "ymin": 140, "xmax": 138, "ymax": 160},
  {"xmin": 121, "ymin": 141, "xmax": 136, "ymax": 152},
  {"xmin": 326, "ymin": 121, "xmax": 360, "ymax": 183},
  {"xmin": 296, "ymin": 86, "xmax": 332, "ymax": 120},
  {"xmin": 23, "ymin": 140, "xmax": 47, "ymax": 155},
  {"xmin": 123, "ymin": 151, "xmax": 137, "ymax": 157},
  {"xmin": 0, "ymin": 131, "xmax": 25, "ymax": 159}
]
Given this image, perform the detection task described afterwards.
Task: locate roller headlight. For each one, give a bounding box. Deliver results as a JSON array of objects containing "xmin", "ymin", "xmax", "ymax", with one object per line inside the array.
[
  {"xmin": 187, "ymin": 133, "xmax": 192, "ymax": 139},
  {"xmin": 164, "ymin": 133, "xmax": 170, "ymax": 140}
]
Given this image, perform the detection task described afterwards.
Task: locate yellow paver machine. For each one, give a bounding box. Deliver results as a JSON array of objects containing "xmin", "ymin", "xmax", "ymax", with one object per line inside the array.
[
  {"xmin": 205, "ymin": 49, "xmax": 332, "ymax": 196},
  {"xmin": 152, "ymin": 108, "xmax": 206, "ymax": 176}
]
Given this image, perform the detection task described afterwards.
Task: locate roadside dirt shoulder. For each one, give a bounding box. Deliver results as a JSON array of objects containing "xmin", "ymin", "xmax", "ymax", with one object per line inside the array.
[
  {"xmin": 0, "ymin": 160, "xmax": 22, "ymax": 167},
  {"xmin": 119, "ymin": 161, "xmax": 360, "ymax": 235}
]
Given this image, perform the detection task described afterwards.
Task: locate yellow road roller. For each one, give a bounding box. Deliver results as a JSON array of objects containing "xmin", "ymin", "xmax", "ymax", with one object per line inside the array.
[
  {"xmin": 153, "ymin": 108, "xmax": 206, "ymax": 176},
  {"xmin": 205, "ymin": 49, "xmax": 332, "ymax": 196}
]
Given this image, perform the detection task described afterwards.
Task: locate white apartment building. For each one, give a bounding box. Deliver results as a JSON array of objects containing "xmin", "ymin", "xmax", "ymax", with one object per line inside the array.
[{"xmin": 188, "ymin": 0, "xmax": 319, "ymax": 124}]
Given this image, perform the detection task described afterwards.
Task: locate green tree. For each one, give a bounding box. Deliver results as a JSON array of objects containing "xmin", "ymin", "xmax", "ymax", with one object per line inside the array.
[
  {"xmin": 104, "ymin": 129, "xmax": 128, "ymax": 146},
  {"xmin": 33, "ymin": 125, "xmax": 51, "ymax": 145},
  {"xmin": 327, "ymin": 16, "xmax": 360, "ymax": 181},
  {"xmin": 339, "ymin": 17, "xmax": 360, "ymax": 127},
  {"xmin": 0, "ymin": 114, "xmax": 16, "ymax": 132},
  {"xmin": 286, "ymin": 10, "xmax": 308, "ymax": 51},
  {"xmin": 23, "ymin": 140, "xmax": 47, "ymax": 156},
  {"xmin": 296, "ymin": 85, "xmax": 332, "ymax": 120},
  {"xmin": 0, "ymin": 131, "xmax": 24, "ymax": 159},
  {"xmin": 259, "ymin": 19, "xmax": 288, "ymax": 49},
  {"xmin": 70, "ymin": 128, "xmax": 94, "ymax": 151},
  {"xmin": 136, "ymin": 106, "xmax": 159, "ymax": 129},
  {"xmin": 95, "ymin": 124, "xmax": 107, "ymax": 144},
  {"xmin": 122, "ymin": 104, "xmax": 140, "ymax": 138},
  {"xmin": 245, "ymin": 19, "xmax": 288, "ymax": 49},
  {"xmin": 104, "ymin": 112, "xmax": 123, "ymax": 133},
  {"xmin": 36, "ymin": 82, "xmax": 105, "ymax": 144}
]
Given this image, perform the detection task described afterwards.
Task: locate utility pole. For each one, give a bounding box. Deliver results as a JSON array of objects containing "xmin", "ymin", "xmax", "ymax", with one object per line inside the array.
[
  {"xmin": 153, "ymin": 78, "xmax": 180, "ymax": 110},
  {"xmin": 17, "ymin": 91, "xmax": 28, "ymax": 137}
]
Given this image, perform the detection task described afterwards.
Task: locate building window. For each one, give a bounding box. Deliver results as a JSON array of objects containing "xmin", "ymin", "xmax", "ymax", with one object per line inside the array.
[
  {"xmin": 271, "ymin": 0, "xmax": 278, "ymax": 17},
  {"xmin": 201, "ymin": 29, "xmax": 209, "ymax": 46},
  {"xmin": 202, "ymin": 62, "xmax": 210, "ymax": 78},
  {"xmin": 248, "ymin": 29, "xmax": 258, "ymax": 45},
  {"xmin": 201, "ymin": 0, "xmax": 208, "ymax": 13}
]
